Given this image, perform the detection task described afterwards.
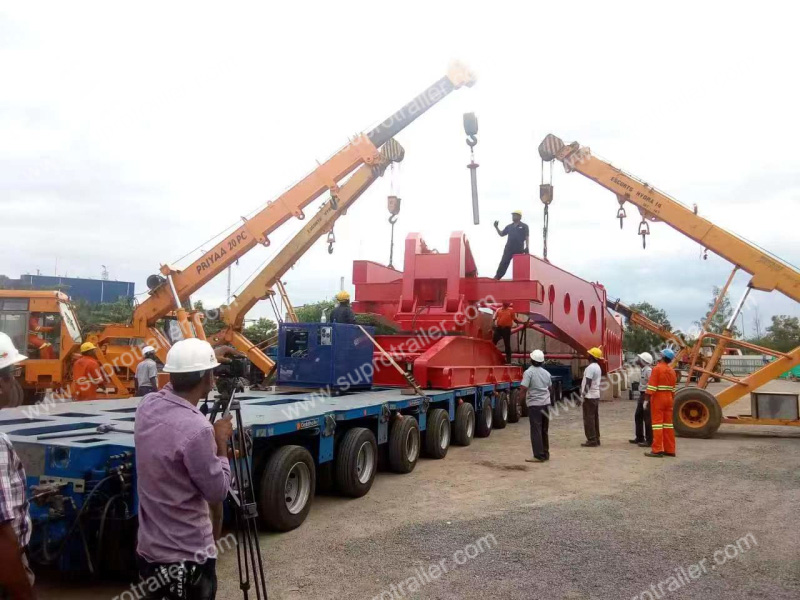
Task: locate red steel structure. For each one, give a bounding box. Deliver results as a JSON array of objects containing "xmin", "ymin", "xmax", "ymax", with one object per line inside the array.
[{"xmin": 352, "ymin": 231, "xmax": 623, "ymax": 389}]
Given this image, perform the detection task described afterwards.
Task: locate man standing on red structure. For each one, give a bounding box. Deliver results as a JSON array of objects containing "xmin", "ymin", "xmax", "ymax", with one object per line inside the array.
[
  {"xmin": 492, "ymin": 302, "xmax": 521, "ymax": 364},
  {"xmin": 644, "ymin": 348, "xmax": 677, "ymax": 458}
]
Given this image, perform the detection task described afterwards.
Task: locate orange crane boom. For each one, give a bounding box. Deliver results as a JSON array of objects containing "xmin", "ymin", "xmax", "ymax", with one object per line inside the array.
[{"xmin": 540, "ymin": 134, "xmax": 800, "ymax": 437}]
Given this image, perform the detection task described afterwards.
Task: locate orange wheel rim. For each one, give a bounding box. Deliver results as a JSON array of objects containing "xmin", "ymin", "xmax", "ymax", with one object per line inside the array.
[{"xmin": 680, "ymin": 400, "xmax": 710, "ymax": 428}]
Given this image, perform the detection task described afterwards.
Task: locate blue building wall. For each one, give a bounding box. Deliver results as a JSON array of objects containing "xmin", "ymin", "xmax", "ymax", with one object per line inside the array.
[{"xmin": 19, "ymin": 275, "xmax": 135, "ymax": 304}]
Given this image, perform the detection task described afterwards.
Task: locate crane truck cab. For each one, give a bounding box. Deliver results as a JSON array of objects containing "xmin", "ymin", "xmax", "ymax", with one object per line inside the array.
[{"xmin": 0, "ymin": 290, "xmax": 82, "ymax": 402}]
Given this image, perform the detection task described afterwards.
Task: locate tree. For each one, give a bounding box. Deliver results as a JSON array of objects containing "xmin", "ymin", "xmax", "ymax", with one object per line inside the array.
[
  {"xmin": 295, "ymin": 300, "xmax": 336, "ymax": 323},
  {"xmin": 764, "ymin": 315, "xmax": 800, "ymax": 353},
  {"xmin": 621, "ymin": 301, "xmax": 673, "ymax": 354},
  {"xmin": 74, "ymin": 298, "xmax": 134, "ymax": 332},
  {"xmin": 193, "ymin": 300, "xmax": 226, "ymax": 336},
  {"xmin": 243, "ymin": 318, "xmax": 277, "ymax": 346},
  {"xmin": 695, "ymin": 286, "xmax": 739, "ymax": 337}
]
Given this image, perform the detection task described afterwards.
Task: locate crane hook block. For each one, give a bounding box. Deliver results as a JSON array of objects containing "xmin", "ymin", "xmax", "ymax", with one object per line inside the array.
[
  {"xmin": 540, "ymin": 184, "xmax": 554, "ymax": 206},
  {"xmin": 463, "ymin": 112, "xmax": 478, "ymax": 138}
]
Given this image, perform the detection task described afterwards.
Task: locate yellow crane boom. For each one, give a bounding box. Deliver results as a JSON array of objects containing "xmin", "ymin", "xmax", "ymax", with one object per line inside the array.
[
  {"xmin": 208, "ymin": 140, "xmax": 405, "ymax": 374},
  {"xmin": 539, "ymin": 134, "xmax": 800, "ymax": 438}
]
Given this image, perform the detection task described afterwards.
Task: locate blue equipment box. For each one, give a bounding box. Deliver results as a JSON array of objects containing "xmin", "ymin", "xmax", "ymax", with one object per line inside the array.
[{"xmin": 277, "ymin": 323, "xmax": 375, "ymax": 391}]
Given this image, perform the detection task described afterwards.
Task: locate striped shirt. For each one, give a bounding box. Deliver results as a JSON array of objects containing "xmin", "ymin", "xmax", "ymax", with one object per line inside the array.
[{"xmin": 0, "ymin": 432, "xmax": 31, "ymax": 548}]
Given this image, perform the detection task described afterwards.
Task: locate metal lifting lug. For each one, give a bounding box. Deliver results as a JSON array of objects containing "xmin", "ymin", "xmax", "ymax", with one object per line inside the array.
[{"xmin": 638, "ymin": 219, "xmax": 651, "ymax": 249}]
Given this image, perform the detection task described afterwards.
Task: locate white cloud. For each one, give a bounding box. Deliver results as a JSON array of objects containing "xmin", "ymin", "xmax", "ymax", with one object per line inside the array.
[{"xmin": 1, "ymin": 1, "xmax": 797, "ymax": 338}]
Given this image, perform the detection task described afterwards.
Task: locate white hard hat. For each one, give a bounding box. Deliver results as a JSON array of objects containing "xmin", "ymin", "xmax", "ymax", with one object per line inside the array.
[
  {"xmin": 638, "ymin": 352, "xmax": 654, "ymax": 365},
  {"xmin": 0, "ymin": 333, "xmax": 27, "ymax": 371},
  {"xmin": 141, "ymin": 345, "xmax": 156, "ymax": 356},
  {"xmin": 163, "ymin": 338, "xmax": 220, "ymax": 374},
  {"xmin": 530, "ymin": 349, "xmax": 545, "ymax": 363}
]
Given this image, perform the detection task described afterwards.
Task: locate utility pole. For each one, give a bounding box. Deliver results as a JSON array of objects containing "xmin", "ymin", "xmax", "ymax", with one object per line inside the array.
[
  {"xmin": 226, "ymin": 265, "xmax": 232, "ymax": 305},
  {"xmin": 339, "ymin": 276, "xmax": 344, "ymax": 291}
]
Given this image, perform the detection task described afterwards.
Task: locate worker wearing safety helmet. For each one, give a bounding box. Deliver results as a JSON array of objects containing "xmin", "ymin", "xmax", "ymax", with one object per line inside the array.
[
  {"xmin": 0, "ymin": 333, "xmax": 25, "ymax": 410},
  {"xmin": 135, "ymin": 345, "xmax": 159, "ymax": 397},
  {"xmin": 330, "ymin": 290, "xmax": 357, "ymax": 324},
  {"xmin": 135, "ymin": 338, "xmax": 233, "ymax": 599},
  {"xmin": 644, "ymin": 348, "xmax": 678, "ymax": 458},
  {"xmin": 520, "ymin": 349, "xmax": 552, "ymax": 463},
  {"xmin": 581, "ymin": 347, "xmax": 604, "ymax": 447},
  {"xmin": 0, "ymin": 333, "xmax": 36, "ymax": 599},
  {"xmin": 72, "ymin": 341, "xmax": 107, "ymax": 401},
  {"xmin": 493, "ymin": 210, "xmax": 529, "ymax": 279},
  {"xmin": 630, "ymin": 352, "xmax": 654, "ymax": 447}
]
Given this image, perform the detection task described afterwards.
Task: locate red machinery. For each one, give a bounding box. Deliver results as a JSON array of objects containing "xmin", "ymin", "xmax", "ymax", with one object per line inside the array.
[{"xmin": 352, "ymin": 231, "xmax": 623, "ymax": 389}]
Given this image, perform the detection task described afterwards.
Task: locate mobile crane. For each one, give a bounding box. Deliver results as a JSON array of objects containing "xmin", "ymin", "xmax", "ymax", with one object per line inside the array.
[
  {"xmin": 207, "ymin": 139, "xmax": 405, "ymax": 373},
  {"xmin": 81, "ymin": 62, "xmax": 475, "ymax": 394},
  {"xmin": 539, "ymin": 134, "xmax": 800, "ymax": 437}
]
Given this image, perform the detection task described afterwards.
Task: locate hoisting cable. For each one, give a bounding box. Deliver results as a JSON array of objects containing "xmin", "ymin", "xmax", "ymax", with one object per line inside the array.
[{"xmin": 387, "ymin": 163, "xmax": 401, "ymax": 268}]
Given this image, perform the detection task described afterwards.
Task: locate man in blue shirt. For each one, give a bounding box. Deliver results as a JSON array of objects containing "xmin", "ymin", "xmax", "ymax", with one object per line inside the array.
[{"xmin": 493, "ymin": 210, "xmax": 529, "ymax": 279}]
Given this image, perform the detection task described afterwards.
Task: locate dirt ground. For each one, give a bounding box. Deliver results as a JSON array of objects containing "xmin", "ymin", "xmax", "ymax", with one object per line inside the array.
[{"xmin": 38, "ymin": 380, "xmax": 800, "ymax": 599}]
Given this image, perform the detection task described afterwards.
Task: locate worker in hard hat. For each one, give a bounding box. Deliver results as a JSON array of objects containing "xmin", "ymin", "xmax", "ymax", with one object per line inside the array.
[
  {"xmin": 644, "ymin": 348, "xmax": 678, "ymax": 458},
  {"xmin": 28, "ymin": 312, "xmax": 55, "ymax": 360},
  {"xmin": 493, "ymin": 302, "xmax": 522, "ymax": 363},
  {"xmin": 0, "ymin": 333, "xmax": 25, "ymax": 410},
  {"xmin": 580, "ymin": 347, "xmax": 604, "ymax": 447},
  {"xmin": 0, "ymin": 333, "xmax": 36, "ymax": 599},
  {"xmin": 330, "ymin": 290, "xmax": 357, "ymax": 324},
  {"xmin": 135, "ymin": 338, "xmax": 233, "ymax": 598},
  {"xmin": 630, "ymin": 352, "xmax": 654, "ymax": 447},
  {"xmin": 135, "ymin": 345, "xmax": 159, "ymax": 397},
  {"xmin": 493, "ymin": 210, "xmax": 529, "ymax": 279},
  {"xmin": 72, "ymin": 342, "xmax": 108, "ymax": 401},
  {"xmin": 521, "ymin": 349, "xmax": 552, "ymax": 463}
]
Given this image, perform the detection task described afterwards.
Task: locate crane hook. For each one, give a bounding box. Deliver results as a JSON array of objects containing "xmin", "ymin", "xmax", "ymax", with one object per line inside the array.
[
  {"xmin": 616, "ymin": 195, "xmax": 627, "ymax": 229},
  {"xmin": 638, "ymin": 219, "xmax": 650, "ymax": 249},
  {"xmin": 326, "ymin": 229, "xmax": 336, "ymax": 254}
]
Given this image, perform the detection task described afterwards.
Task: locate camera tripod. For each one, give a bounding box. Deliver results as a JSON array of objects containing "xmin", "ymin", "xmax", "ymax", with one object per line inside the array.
[{"xmin": 206, "ymin": 385, "xmax": 269, "ymax": 600}]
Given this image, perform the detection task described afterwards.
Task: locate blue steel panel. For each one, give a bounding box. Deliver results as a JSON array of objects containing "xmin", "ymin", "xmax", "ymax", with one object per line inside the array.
[{"xmin": 21, "ymin": 275, "xmax": 135, "ymax": 304}]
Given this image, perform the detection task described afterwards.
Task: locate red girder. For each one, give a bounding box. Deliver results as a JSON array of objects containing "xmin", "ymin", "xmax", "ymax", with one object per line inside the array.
[{"xmin": 353, "ymin": 231, "xmax": 623, "ymax": 388}]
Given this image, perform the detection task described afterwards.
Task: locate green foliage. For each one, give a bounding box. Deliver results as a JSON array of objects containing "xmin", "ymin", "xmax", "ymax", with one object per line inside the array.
[
  {"xmin": 74, "ymin": 298, "xmax": 134, "ymax": 332},
  {"xmin": 696, "ymin": 286, "xmax": 740, "ymax": 337},
  {"xmin": 621, "ymin": 301, "xmax": 673, "ymax": 354},
  {"xmin": 193, "ymin": 300, "xmax": 226, "ymax": 336},
  {"xmin": 757, "ymin": 315, "xmax": 800, "ymax": 353},
  {"xmin": 243, "ymin": 318, "xmax": 277, "ymax": 346},
  {"xmin": 295, "ymin": 300, "xmax": 336, "ymax": 323}
]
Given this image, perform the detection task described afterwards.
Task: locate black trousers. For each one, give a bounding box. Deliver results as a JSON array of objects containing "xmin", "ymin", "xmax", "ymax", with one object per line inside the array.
[
  {"xmin": 528, "ymin": 405, "xmax": 550, "ymax": 459},
  {"xmin": 494, "ymin": 246, "xmax": 523, "ymax": 279},
  {"xmin": 492, "ymin": 326, "xmax": 512, "ymax": 363},
  {"xmin": 582, "ymin": 397, "xmax": 600, "ymax": 444},
  {"xmin": 634, "ymin": 396, "xmax": 653, "ymax": 443},
  {"xmin": 136, "ymin": 555, "xmax": 217, "ymax": 600}
]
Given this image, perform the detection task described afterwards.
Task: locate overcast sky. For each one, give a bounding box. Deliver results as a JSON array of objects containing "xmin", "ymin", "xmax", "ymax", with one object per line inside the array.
[{"xmin": 1, "ymin": 1, "xmax": 798, "ymax": 336}]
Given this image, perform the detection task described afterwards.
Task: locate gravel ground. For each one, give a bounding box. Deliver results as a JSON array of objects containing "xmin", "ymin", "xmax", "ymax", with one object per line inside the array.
[{"xmin": 37, "ymin": 381, "xmax": 800, "ymax": 600}]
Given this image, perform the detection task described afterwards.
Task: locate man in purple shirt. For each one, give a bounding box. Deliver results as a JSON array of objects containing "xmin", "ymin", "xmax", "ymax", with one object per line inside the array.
[{"xmin": 135, "ymin": 338, "xmax": 233, "ymax": 600}]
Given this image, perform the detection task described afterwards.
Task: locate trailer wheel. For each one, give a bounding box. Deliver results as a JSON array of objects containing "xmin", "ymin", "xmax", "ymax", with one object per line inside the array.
[
  {"xmin": 336, "ymin": 427, "xmax": 378, "ymax": 497},
  {"xmin": 389, "ymin": 415, "xmax": 420, "ymax": 473},
  {"xmin": 258, "ymin": 445, "xmax": 315, "ymax": 532},
  {"xmin": 507, "ymin": 389, "xmax": 521, "ymax": 423},
  {"xmin": 493, "ymin": 392, "xmax": 508, "ymax": 429},
  {"xmin": 476, "ymin": 400, "xmax": 493, "ymax": 438},
  {"xmin": 453, "ymin": 402, "xmax": 475, "ymax": 446},
  {"xmin": 424, "ymin": 408, "xmax": 451, "ymax": 459},
  {"xmin": 674, "ymin": 387, "xmax": 722, "ymax": 439}
]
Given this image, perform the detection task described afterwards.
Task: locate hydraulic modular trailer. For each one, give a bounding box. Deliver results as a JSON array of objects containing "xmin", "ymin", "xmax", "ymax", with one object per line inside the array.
[{"xmin": 1, "ymin": 350, "xmax": 520, "ymax": 573}]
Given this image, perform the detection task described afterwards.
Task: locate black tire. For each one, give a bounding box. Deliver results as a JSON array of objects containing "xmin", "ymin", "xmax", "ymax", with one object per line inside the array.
[
  {"xmin": 258, "ymin": 445, "xmax": 316, "ymax": 532},
  {"xmin": 389, "ymin": 416, "xmax": 421, "ymax": 473},
  {"xmin": 674, "ymin": 387, "xmax": 722, "ymax": 439},
  {"xmin": 507, "ymin": 389, "xmax": 521, "ymax": 423},
  {"xmin": 424, "ymin": 408, "xmax": 451, "ymax": 459},
  {"xmin": 453, "ymin": 402, "xmax": 475, "ymax": 446},
  {"xmin": 493, "ymin": 392, "xmax": 508, "ymax": 429},
  {"xmin": 475, "ymin": 400, "xmax": 493, "ymax": 438},
  {"xmin": 336, "ymin": 427, "xmax": 378, "ymax": 497}
]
